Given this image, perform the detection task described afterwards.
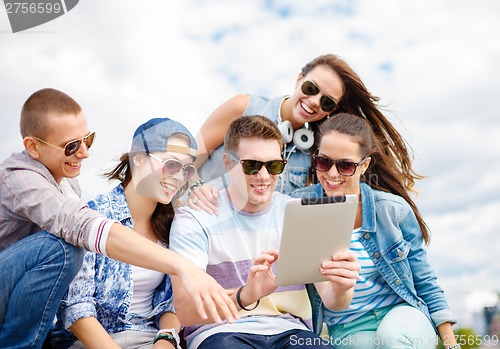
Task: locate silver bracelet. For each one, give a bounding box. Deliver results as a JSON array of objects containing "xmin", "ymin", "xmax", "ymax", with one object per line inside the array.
[{"xmin": 188, "ymin": 179, "xmax": 206, "ymax": 195}]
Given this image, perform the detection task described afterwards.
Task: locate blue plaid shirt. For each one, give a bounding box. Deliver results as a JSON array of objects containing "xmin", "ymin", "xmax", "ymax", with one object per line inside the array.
[{"xmin": 50, "ymin": 184, "xmax": 174, "ymax": 347}]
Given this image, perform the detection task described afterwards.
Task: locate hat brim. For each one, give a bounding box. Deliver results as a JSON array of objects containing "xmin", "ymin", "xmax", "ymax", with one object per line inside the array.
[{"xmin": 164, "ymin": 144, "xmax": 197, "ymax": 159}]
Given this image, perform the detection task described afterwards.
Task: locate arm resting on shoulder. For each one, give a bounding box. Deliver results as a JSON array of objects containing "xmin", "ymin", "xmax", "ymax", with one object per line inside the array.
[{"xmin": 194, "ymin": 94, "xmax": 250, "ymax": 169}]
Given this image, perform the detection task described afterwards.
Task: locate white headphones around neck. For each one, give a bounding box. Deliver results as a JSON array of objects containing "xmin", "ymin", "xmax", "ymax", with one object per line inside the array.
[{"xmin": 277, "ymin": 119, "xmax": 314, "ymax": 151}]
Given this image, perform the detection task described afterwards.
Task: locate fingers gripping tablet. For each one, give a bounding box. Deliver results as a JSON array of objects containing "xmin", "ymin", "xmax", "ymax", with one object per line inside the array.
[{"xmin": 275, "ymin": 194, "xmax": 358, "ymax": 286}]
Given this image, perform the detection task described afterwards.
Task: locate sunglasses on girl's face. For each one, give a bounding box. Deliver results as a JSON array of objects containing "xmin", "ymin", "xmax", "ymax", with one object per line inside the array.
[
  {"xmin": 33, "ymin": 132, "xmax": 96, "ymax": 157},
  {"xmin": 301, "ymin": 80, "xmax": 337, "ymax": 113},
  {"xmin": 227, "ymin": 153, "xmax": 287, "ymax": 175},
  {"xmin": 312, "ymin": 154, "xmax": 367, "ymax": 176},
  {"xmin": 148, "ymin": 154, "xmax": 196, "ymax": 180}
]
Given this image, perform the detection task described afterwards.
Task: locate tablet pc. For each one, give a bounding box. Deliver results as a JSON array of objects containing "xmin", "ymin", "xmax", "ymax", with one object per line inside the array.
[{"xmin": 275, "ymin": 194, "xmax": 358, "ymax": 287}]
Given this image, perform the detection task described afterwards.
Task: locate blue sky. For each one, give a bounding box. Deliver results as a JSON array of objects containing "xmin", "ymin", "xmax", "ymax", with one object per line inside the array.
[{"xmin": 1, "ymin": 0, "xmax": 499, "ymax": 331}]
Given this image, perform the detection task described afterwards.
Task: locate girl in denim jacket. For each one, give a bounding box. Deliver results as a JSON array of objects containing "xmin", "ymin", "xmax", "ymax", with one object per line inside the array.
[{"xmin": 292, "ymin": 113, "xmax": 459, "ymax": 349}]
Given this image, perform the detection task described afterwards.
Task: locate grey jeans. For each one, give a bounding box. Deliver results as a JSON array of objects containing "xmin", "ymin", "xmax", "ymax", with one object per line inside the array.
[{"xmin": 70, "ymin": 330, "xmax": 155, "ymax": 349}]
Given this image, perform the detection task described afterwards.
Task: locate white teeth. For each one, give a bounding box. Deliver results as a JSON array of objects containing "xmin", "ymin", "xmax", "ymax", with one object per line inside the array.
[
  {"xmin": 301, "ymin": 101, "xmax": 314, "ymax": 114},
  {"xmin": 161, "ymin": 183, "xmax": 176, "ymax": 191},
  {"xmin": 326, "ymin": 179, "xmax": 343, "ymax": 186},
  {"xmin": 254, "ymin": 185, "xmax": 268, "ymax": 190},
  {"xmin": 67, "ymin": 162, "xmax": 79, "ymax": 167}
]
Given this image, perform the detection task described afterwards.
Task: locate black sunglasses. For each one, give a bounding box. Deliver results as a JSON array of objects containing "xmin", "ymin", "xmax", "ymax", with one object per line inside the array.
[
  {"xmin": 301, "ymin": 80, "xmax": 337, "ymax": 113},
  {"xmin": 33, "ymin": 132, "xmax": 95, "ymax": 157},
  {"xmin": 148, "ymin": 154, "xmax": 196, "ymax": 180},
  {"xmin": 227, "ymin": 153, "xmax": 287, "ymax": 175},
  {"xmin": 313, "ymin": 153, "xmax": 367, "ymax": 176}
]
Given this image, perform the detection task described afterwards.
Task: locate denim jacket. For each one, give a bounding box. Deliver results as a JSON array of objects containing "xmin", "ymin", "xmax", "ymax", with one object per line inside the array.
[
  {"xmin": 292, "ymin": 182, "xmax": 456, "ymax": 334},
  {"xmin": 50, "ymin": 184, "xmax": 174, "ymax": 348}
]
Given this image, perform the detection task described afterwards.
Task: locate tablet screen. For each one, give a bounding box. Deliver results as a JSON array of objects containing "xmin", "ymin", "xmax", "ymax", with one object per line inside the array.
[{"xmin": 275, "ymin": 194, "xmax": 358, "ymax": 287}]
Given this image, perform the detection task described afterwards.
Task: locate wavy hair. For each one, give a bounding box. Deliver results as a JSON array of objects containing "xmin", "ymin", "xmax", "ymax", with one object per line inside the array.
[
  {"xmin": 302, "ymin": 54, "xmax": 423, "ymax": 194},
  {"xmin": 319, "ymin": 113, "xmax": 430, "ymax": 244}
]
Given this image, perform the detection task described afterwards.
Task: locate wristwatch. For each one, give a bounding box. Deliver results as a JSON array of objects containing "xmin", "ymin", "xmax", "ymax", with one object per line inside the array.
[{"xmin": 153, "ymin": 328, "xmax": 181, "ymax": 349}]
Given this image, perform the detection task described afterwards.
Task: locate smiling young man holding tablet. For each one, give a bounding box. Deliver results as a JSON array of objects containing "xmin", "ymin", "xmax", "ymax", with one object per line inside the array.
[{"xmin": 170, "ymin": 115, "xmax": 360, "ymax": 349}]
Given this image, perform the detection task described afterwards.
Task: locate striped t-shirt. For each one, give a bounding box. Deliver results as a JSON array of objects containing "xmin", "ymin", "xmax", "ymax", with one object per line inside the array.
[
  {"xmin": 323, "ymin": 228, "xmax": 403, "ymax": 325},
  {"xmin": 170, "ymin": 190, "xmax": 312, "ymax": 348}
]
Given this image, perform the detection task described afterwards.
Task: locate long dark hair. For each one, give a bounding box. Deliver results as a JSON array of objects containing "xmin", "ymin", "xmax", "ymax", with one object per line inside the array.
[
  {"xmin": 319, "ymin": 113, "xmax": 430, "ymax": 244},
  {"xmin": 103, "ymin": 153, "xmax": 175, "ymax": 245},
  {"xmin": 302, "ymin": 54, "xmax": 423, "ymax": 194}
]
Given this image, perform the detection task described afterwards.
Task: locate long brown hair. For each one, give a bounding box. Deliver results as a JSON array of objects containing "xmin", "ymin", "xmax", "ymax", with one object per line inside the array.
[
  {"xmin": 302, "ymin": 54, "xmax": 423, "ymax": 195},
  {"xmin": 319, "ymin": 113, "xmax": 430, "ymax": 244},
  {"xmin": 103, "ymin": 153, "xmax": 175, "ymax": 245}
]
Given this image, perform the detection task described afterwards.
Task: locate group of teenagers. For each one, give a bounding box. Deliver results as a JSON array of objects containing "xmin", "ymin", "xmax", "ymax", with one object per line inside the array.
[{"xmin": 0, "ymin": 54, "xmax": 460, "ymax": 349}]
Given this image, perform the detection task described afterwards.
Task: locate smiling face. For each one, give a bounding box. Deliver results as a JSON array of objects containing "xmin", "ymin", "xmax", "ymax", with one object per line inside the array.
[
  {"xmin": 225, "ymin": 137, "xmax": 283, "ymax": 213},
  {"xmin": 288, "ymin": 65, "xmax": 344, "ymax": 127},
  {"xmin": 316, "ymin": 130, "xmax": 371, "ymax": 198},
  {"xmin": 28, "ymin": 112, "xmax": 90, "ymax": 184},
  {"xmin": 131, "ymin": 134, "xmax": 194, "ymax": 205}
]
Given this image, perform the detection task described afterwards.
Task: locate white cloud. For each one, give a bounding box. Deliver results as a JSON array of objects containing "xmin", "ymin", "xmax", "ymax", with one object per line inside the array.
[{"xmin": 1, "ymin": 0, "xmax": 499, "ymax": 328}]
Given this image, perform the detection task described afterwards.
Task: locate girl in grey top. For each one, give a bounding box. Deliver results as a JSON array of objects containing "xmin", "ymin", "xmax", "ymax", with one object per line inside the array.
[{"xmin": 188, "ymin": 54, "xmax": 421, "ymax": 215}]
